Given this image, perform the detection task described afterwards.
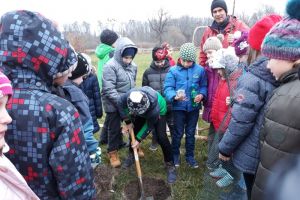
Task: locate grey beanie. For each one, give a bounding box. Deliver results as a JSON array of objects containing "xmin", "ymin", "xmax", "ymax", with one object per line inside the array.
[{"xmin": 203, "ymin": 36, "xmax": 223, "ymax": 52}]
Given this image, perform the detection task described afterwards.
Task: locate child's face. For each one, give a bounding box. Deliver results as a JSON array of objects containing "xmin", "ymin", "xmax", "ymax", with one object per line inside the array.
[
  {"xmin": 206, "ymin": 50, "xmax": 217, "ymax": 60},
  {"xmin": 53, "ymin": 71, "xmax": 72, "ymax": 86},
  {"xmin": 180, "ymin": 58, "xmax": 194, "ymax": 68},
  {"xmin": 154, "ymin": 60, "xmax": 165, "ymax": 68},
  {"xmin": 267, "ymin": 59, "xmax": 294, "ymax": 80},
  {"xmin": 122, "ymin": 56, "xmax": 133, "ymax": 65},
  {"xmin": 0, "ymin": 95, "xmax": 12, "ymax": 150}
]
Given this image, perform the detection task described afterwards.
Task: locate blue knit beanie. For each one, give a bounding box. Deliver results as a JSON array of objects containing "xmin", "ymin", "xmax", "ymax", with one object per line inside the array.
[{"xmin": 261, "ymin": 0, "xmax": 300, "ymax": 61}]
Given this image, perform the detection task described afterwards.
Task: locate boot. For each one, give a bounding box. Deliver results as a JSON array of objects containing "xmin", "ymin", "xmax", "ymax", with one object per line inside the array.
[
  {"xmin": 138, "ymin": 147, "xmax": 145, "ymax": 158},
  {"xmin": 122, "ymin": 153, "xmax": 135, "ymax": 169},
  {"xmin": 166, "ymin": 162, "xmax": 177, "ymax": 184},
  {"xmin": 108, "ymin": 150, "xmax": 121, "ymax": 168}
]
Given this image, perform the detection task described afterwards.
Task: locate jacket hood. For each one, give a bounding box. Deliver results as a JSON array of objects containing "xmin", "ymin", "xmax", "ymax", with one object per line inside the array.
[
  {"xmin": 0, "ymin": 10, "xmax": 77, "ymax": 89},
  {"xmin": 95, "ymin": 43, "xmax": 114, "ymax": 59},
  {"xmin": 150, "ymin": 59, "xmax": 170, "ymax": 70},
  {"xmin": 113, "ymin": 37, "xmax": 137, "ymax": 66},
  {"xmin": 249, "ymin": 56, "xmax": 278, "ymax": 86}
]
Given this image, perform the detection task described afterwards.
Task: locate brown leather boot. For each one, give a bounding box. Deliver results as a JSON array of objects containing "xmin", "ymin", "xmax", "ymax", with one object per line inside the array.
[
  {"xmin": 138, "ymin": 147, "xmax": 145, "ymax": 158},
  {"xmin": 108, "ymin": 150, "xmax": 121, "ymax": 168}
]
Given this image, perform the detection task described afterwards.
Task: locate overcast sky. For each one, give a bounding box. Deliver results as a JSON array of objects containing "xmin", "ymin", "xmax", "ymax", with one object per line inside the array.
[{"xmin": 0, "ymin": 0, "xmax": 287, "ymax": 32}]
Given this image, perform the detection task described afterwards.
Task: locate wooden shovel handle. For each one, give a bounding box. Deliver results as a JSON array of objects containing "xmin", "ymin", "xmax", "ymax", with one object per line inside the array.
[{"xmin": 129, "ymin": 128, "xmax": 142, "ymax": 178}]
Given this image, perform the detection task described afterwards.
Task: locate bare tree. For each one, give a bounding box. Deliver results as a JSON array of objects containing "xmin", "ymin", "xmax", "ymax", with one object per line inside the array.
[{"xmin": 148, "ymin": 8, "xmax": 170, "ymax": 44}]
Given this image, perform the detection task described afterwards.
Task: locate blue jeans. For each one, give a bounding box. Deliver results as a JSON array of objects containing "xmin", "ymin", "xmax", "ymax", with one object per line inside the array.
[
  {"xmin": 83, "ymin": 119, "xmax": 99, "ymax": 154},
  {"xmin": 172, "ymin": 110, "xmax": 199, "ymax": 160}
]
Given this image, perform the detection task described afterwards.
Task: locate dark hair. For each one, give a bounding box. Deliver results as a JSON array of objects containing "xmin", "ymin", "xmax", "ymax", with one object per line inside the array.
[{"xmin": 247, "ymin": 47, "xmax": 261, "ymax": 66}]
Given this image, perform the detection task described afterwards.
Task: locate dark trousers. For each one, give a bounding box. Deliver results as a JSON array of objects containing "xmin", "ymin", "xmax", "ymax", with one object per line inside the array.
[
  {"xmin": 152, "ymin": 110, "xmax": 174, "ymax": 144},
  {"xmin": 172, "ymin": 110, "xmax": 199, "ymax": 160},
  {"xmin": 130, "ymin": 115, "xmax": 173, "ymax": 163},
  {"xmin": 100, "ymin": 115, "xmax": 109, "ymax": 143},
  {"xmin": 243, "ymin": 172, "xmax": 255, "ymax": 199},
  {"xmin": 106, "ymin": 112, "xmax": 122, "ymax": 152}
]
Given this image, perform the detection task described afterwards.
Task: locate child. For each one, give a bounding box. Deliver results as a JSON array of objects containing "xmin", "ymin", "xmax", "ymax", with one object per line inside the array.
[
  {"xmin": 1, "ymin": 10, "xmax": 95, "ymax": 199},
  {"xmin": 102, "ymin": 37, "xmax": 138, "ymax": 168},
  {"xmin": 164, "ymin": 43, "xmax": 207, "ymax": 168},
  {"xmin": 217, "ymin": 14, "xmax": 282, "ymax": 199},
  {"xmin": 118, "ymin": 86, "xmax": 177, "ymax": 184},
  {"xmin": 0, "ymin": 72, "xmax": 39, "ymax": 200},
  {"xmin": 96, "ymin": 29, "xmax": 119, "ymax": 145},
  {"xmin": 80, "ymin": 53, "xmax": 103, "ymax": 135},
  {"xmin": 201, "ymin": 36, "xmax": 223, "ymax": 169},
  {"xmin": 53, "ymin": 53, "xmax": 101, "ymax": 168},
  {"xmin": 252, "ymin": 1, "xmax": 300, "ymax": 198},
  {"xmin": 208, "ymin": 47, "xmax": 241, "ymax": 187},
  {"xmin": 142, "ymin": 47, "xmax": 174, "ymax": 151}
]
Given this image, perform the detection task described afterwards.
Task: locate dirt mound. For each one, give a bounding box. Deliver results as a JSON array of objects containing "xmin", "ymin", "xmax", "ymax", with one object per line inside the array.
[
  {"xmin": 94, "ymin": 165, "xmax": 116, "ymax": 199},
  {"xmin": 123, "ymin": 177, "xmax": 171, "ymax": 200}
]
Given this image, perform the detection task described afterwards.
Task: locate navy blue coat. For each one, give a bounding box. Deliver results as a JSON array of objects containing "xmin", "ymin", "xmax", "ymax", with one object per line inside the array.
[
  {"xmin": 81, "ymin": 73, "xmax": 103, "ymax": 133},
  {"xmin": 218, "ymin": 56, "xmax": 278, "ymax": 174}
]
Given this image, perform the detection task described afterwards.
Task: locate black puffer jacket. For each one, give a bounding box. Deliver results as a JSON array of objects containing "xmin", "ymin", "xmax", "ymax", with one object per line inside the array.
[
  {"xmin": 252, "ymin": 66, "xmax": 300, "ymax": 200},
  {"xmin": 142, "ymin": 60, "xmax": 171, "ymax": 96}
]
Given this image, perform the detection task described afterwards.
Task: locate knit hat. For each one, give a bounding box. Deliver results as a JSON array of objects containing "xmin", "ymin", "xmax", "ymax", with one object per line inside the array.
[
  {"xmin": 0, "ymin": 72, "xmax": 13, "ymax": 98},
  {"xmin": 152, "ymin": 47, "xmax": 167, "ymax": 61},
  {"xmin": 210, "ymin": 47, "xmax": 239, "ymax": 75},
  {"xmin": 127, "ymin": 91, "xmax": 150, "ymax": 115},
  {"xmin": 211, "ymin": 0, "xmax": 228, "ymax": 15},
  {"xmin": 248, "ymin": 14, "xmax": 283, "ymax": 51},
  {"xmin": 69, "ymin": 53, "xmax": 91, "ymax": 80},
  {"xmin": 122, "ymin": 47, "xmax": 137, "ymax": 58},
  {"xmin": 233, "ymin": 31, "xmax": 249, "ymax": 56},
  {"xmin": 261, "ymin": 0, "xmax": 300, "ymax": 61},
  {"xmin": 203, "ymin": 36, "xmax": 223, "ymax": 52},
  {"xmin": 100, "ymin": 29, "xmax": 119, "ymax": 46},
  {"xmin": 180, "ymin": 43, "xmax": 196, "ymax": 62}
]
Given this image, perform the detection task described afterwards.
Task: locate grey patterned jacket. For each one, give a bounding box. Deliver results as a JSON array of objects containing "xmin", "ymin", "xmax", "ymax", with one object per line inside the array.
[{"xmin": 102, "ymin": 37, "xmax": 138, "ymax": 113}]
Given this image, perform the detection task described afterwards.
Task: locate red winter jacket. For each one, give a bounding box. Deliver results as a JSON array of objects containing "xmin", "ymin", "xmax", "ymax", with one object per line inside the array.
[
  {"xmin": 211, "ymin": 68, "xmax": 242, "ymax": 132},
  {"xmin": 211, "ymin": 79, "xmax": 231, "ymax": 132},
  {"xmin": 199, "ymin": 16, "xmax": 249, "ymax": 66}
]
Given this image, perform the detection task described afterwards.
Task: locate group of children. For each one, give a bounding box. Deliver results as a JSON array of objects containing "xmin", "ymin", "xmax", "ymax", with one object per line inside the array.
[{"xmin": 0, "ymin": 0, "xmax": 300, "ymax": 199}]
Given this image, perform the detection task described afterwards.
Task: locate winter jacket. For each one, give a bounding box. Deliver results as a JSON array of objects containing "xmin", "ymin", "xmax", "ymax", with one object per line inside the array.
[
  {"xmin": 211, "ymin": 79, "xmax": 230, "ymax": 132},
  {"xmin": 202, "ymin": 66, "xmax": 220, "ymax": 122},
  {"xmin": 118, "ymin": 86, "xmax": 167, "ymax": 141},
  {"xmin": 164, "ymin": 63, "xmax": 207, "ymax": 112},
  {"xmin": 211, "ymin": 67, "xmax": 242, "ymax": 132},
  {"xmin": 81, "ymin": 73, "xmax": 103, "ymax": 133},
  {"xmin": 95, "ymin": 43, "xmax": 114, "ymax": 89},
  {"xmin": 102, "ymin": 37, "xmax": 137, "ymax": 113},
  {"xmin": 1, "ymin": 10, "xmax": 95, "ymax": 199},
  {"xmin": 199, "ymin": 16, "xmax": 249, "ymax": 66},
  {"xmin": 252, "ymin": 66, "xmax": 300, "ymax": 200},
  {"xmin": 0, "ymin": 152, "xmax": 39, "ymax": 200},
  {"xmin": 60, "ymin": 80, "xmax": 92, "ymax": 126},
  {"xmin": 218, "ymin": 56, "xmax": 278, "ymax": 174},
  {"xmin": 142, "ymin": 60, "xmax": 171, "ymax": 95}
]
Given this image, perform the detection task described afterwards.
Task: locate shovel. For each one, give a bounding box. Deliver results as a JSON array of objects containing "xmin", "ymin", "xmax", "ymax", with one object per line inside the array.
[{"xmin": 129, "ymin": 128, "xmax": 154, "ymax": 200}]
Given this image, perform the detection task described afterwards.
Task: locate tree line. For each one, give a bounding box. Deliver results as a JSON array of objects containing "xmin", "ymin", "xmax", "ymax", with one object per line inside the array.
[{"xmin": 63, "ymin": 5, "xmax": 276, "ymax": 52}]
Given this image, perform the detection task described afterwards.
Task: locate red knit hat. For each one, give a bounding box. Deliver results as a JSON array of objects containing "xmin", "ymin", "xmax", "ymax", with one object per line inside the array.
[
  {"xmin": 248, "ymin": 14, "xmax": 282, "ymax": 51},
  {"xmin": 0, "ymin": 72, "xmax": 13, "ymax": 98}
]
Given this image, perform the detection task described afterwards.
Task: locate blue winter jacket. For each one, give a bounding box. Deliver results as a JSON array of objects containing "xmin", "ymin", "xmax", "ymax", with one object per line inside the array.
[
  {"xmin": 80, "ymin": 73, "xmax": 103, "ymax": 133},
  {"xmin": 218, "ymin": 56, "xmax": 279, "ymax": 174},
  {"xmin": 164, "ymin": 63, "xmax": 207, "ymax": 112}
]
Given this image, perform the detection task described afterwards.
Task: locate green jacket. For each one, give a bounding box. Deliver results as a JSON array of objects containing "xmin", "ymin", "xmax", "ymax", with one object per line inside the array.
[{"xmin": 95, "ymin": 43, "xmax": 114, "ymax": 89}]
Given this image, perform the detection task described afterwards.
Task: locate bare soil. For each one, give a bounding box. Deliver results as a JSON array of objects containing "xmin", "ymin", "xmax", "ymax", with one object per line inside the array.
[{"xmin": 123, "ymin": 177, "xmax": 171, "ymax": 200}]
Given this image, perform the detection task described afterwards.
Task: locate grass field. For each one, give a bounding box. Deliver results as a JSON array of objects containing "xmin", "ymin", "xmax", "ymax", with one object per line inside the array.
[{"xmin": 91, "ymin": 51, "xmax": 212, "ymax": 200}]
